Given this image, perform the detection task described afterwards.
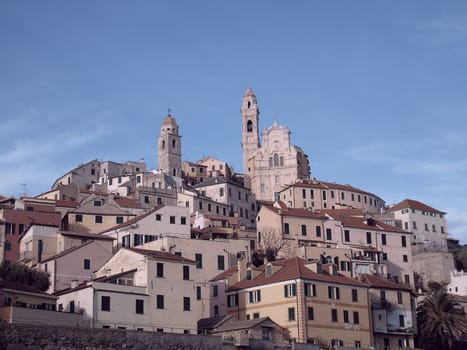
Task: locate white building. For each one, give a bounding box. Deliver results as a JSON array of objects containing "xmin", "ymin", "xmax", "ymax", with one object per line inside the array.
[{"xmin": 447, "ymin": 270, "xmax": 467, "ymax": 296}]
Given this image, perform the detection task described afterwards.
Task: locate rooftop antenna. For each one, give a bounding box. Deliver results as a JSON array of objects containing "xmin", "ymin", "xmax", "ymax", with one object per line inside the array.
[{"xmin": 21, "ymin": 183, "xmax": 28, "ymax": 198}]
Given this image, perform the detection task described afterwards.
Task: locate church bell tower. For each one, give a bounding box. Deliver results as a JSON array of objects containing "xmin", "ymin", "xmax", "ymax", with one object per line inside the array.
[
  {"xmin": 241, "ymin": 87, "xmax": 260, "ymax": 186},
  {"xmin": 158, "ymin": 113, "xmax": 182, "ymax": 177}
]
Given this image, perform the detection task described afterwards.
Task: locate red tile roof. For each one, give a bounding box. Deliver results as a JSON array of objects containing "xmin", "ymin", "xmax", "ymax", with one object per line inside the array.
[
  {"xmin": 228, "ymin": 257, "xmax": 367, "ymax": 291},
  {"xmin": 359, "ymin": 274, "xmax": 412, "ymax": 291},
  {"xmin": 0, "ymin": 280, "xmax": 57, "ymax": 298},
  {"xmin": 209, "ymin": 265, "xmax": 238, "ymax": 282},
  {"xmin": 114, "ymin": 196, "xmax": 143, "ymax": 209},
  {"xmin": 389, "ymin": 199, "xmax": 446, "ymax": 214},
  {"xmin": 262, "ymin": 204, "xmax": 327, "ymax": 220},
  {"xmin": 60, "ymin": 231, "xmax": 115, "ymax": 241},
  {"xmin": 126, "ymin": 247, "xmax": 196, "ymax": 264},
  {"xmin": 337, "ymin": 216, "xmax": 408, "ymax": 234},
  {"xmin": 1, "ymin": 208, "xmax": 61, "ymax": 227},
  {"xmin": 55, "ymin": 200, "xmax": 79, "ymax": 208}
]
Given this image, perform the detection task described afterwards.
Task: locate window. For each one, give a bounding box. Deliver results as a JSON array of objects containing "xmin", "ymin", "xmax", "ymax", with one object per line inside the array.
[
  {"xmin": 136, "ymin": 175, "xmax": 141, "ymax": 183},
  {"xmin": 253, "ymin": 312, "xmax": 260, "ymax": 319},
  {"xmin": 288, "ymin": 307, "xmax": 295, "ymax": 321},
  {"xmin": 169, "ymin": 216, "xmax": 176, "ymax": 224},
  {"xmin": 304, "ymin": 283, "xmax": 317, "ymax": 297},
  {"xmin": 403, "ymin": 254, "xmax": 408, "ymax": 262},
  {"xmin": 195, "ymin": 253, "xmax": 202, "ymax": 269},
  {"xmin": 136, "ymin": 299, "xmax": 144, "ymax": 314},
  {"xmin": 265, "ymin": 265, "xmax": 272, "ymax": 277},
  {"xmin": 217, "ymin": 255, "xmax": 225, "ymax": 270},
  {"xmin": 344, "ymin": 230, "xmax": 350, "ymax": 242},
  {"xmin": 196, "ymin": 286, "xmax": 202, "ymax": 300},
  {"xmin": 355, "ymin": 341, "xmax": 361, "ymax": 348},
  {"xmin": 322, "ymin": 191, "xmax": 327, "ymax": 200},
  {"xmin": 326, "ymin": 228, "xmax": 332, "ymax": 240},
  {"xmin": 343, "ymin": 310, "xmax": 349, "ymax": 323},
  {"xmin": 353, "ymin": 311, "xmax": 360, "ymax": 324},
  {"xmin": 366, "ymin": 231, "xmax": 372, "ymax": 244},
  {"xmin": 284, "ymin": 284, "xmax": 297, "ymax": 298},
  {"xmin": 95, "ymin": 215, "xmax": 103, "ymax": 224},
  {"xmin": 413, "ymin": 221, "xmax": 417, "ymax": 229},
  {"xmin": 156, "ymin": 214, "xmax": 161, "ymax": 221},
  {"xmin": 214, "ymin": 305, "xmax": 219, "ymax": 316},
  {"xmin": 315, "ymin": 226, "xmax": 321, "ymax": 237},
  {"xmin": 156, "ymin": 295, "xmax": 164, "ymax": 309},
  {"xmin": 101, "ymin": 296, "xmax": 110, "ymax": 311},
  {"xmin": 382, "ymin": 234, "xmax": 387, "ymax": 245},
  {"xmin": 399, "ymin": 314, "xmax": 405, "ymax": 327},
  {"xmin": 248, "ymin": 290, "xmax": 261, "ymax": 303},
  {"xmin": 302, "ymin": 189, "xmax": 306, "ymax": 198},
  {"xmin": 401, "ymin": 236, "xmax": 407, "ymax": 247},
  {"xmin": 307, "ymin": 306, "xmax": 314, "ymax": 320},
  {"xmin": 328, "ymin": 286, "xmax": 340, "ymax": 299},
  {"xmin": 310, "ymin": 189, "xmax": 314, "ymax": 199},
  {"xmin": 213, "ymin": 285, "xmax": 218, "ymax": 297},
  {"xmin": 133, "ymin": 234, "xmax": 143, "ymax": 246},
  {"xmin": 181, "ymin": 216, "xmax": 187, "ymax": 225},
  {"xmin": 284, "ymin": 223, "xmax": 290, "ymax": 234},
  {"xmin": 247, "ymin": 269, "xmax": 253, "ymax": 280},
  {"xmin": 75, "ymin": 214, "xmax": 83, "ymax": 222},
  {"xmin": 183, "ymin": 265, "xmax": 190, "ymax": 280},
  {"xmin": 183, "ymin": 297, "xmax": 190, "ymax": 311},
  {"xmin": 115, "ymin": 216, "xmax": 124, "ymax": 224},
  {"xmin": 331, "ymin": 309, "xmax": 338, "ymax": 322},
  {"xmin": 227, "ymin": 294, "xmax": 238, "ymax": 307},
  {"xmin": 93, "ymin": 200, "xmax": 102, "ymax": 207},
  {"xmin": 156, "ymin": 262, "xmax": 164, "ymax": 277},
  {"xmin": 301, "ymin": 224, "xmax": 307, "ymax": 236},
  {"xmin": 404, "ymin": 222, "xmax": 408, "ymax": 230},
  {"xmin": 83, "ymin": 259, "xmax": 90, "ymax": 270},
  {"xmin": 380, "ymin": 290, "xmax": 386, "ymax": 301},
  {"xmin": 382, "ymin": 253, "xmax": 388, "ymax": 261},
  {"xmin": 397, "ymin": 292, "xmax": 403, "ymax": 304},
  {"xmin": 352, "ymin": 289, "xmax": 358, "ymax": 302}
]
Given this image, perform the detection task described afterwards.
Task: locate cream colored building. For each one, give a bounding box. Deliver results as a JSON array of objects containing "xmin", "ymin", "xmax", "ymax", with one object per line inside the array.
[
  {"xmin": 18, "ymin": 224, "xmax": 60, "ymax": 266},
  {"xmin": 65, "ymin": 192, "xmax": 136, "ymax": 234},
  {"xmin": 193, "ymin": 177, "xmax": 258, "ymax": 229},
  {"xmin": 279, "ymin": 179, "xmax": 385, "ymax": 214},
  {"xmin": 57, "ymin": 247, "xmax": 202, "ymax": 333},
  {"xmin": 360, "ymin": 273, "xmax": 416, "ymax": 349},
  {"xmin": 143, "ymin": 236, "xmax": 250, "ymax": 319},
  {"xmin": 448, "ymin": 270, "xmax": 467, "ymax": 296},
  {"xmin": 100, "ymin": 205, "xmax": 191, "ymax": 250},
  {"xmin": 198, "ymin": 156, "xmax": 232, "ymax": 180},
  {"xmin": 177, "ymin": 187, "xmax": 230, "ymax": 220},
  {"xmin": 223, "ymin": 257, "xmax": 372, "ymax": 347},
  {"xmin": 241, "ymin": 87, "xmax": 310, "ymax": 201}
]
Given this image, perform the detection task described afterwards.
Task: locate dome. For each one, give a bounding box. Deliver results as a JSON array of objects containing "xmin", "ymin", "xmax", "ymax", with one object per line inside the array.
[{"xmin": 160, "ymin": 114, "xmax": 179, "ymax": 134}]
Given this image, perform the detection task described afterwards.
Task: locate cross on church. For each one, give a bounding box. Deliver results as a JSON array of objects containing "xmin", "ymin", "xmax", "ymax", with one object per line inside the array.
[{"xmin": 168, "ymin": 108, "xmax": 171, "ymax": 116}]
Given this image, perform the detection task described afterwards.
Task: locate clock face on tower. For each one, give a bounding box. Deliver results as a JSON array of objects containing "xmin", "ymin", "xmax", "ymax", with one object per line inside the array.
[{"xmin": 247, "ymin": 136, "xmax": 253, "ymax": 142}]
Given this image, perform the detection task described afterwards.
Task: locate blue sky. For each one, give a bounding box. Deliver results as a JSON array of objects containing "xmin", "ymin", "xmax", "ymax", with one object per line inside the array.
[{"xmin": 1, "ymin": 1, "xmax": 466, "ymax": 243}]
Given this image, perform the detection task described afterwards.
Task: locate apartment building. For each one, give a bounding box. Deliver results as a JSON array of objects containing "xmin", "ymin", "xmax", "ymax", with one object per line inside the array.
[
  {"xmin": 56, "ymin": 247, "xmax": 202, "ymax": 333},
  {"xmin": 143, "ymin": 236, "xmax": 250, "ymax": 319},
  {"xmin": 100, "ymin": 205, "xmax": 190, "ymax": 250},
  {"xmin": 222, "ymin": 257, "xmax": 372, "ymax": 347},
  {"xmin": 360, "ymin": 273, "xmax": 416, "ymax": 349},
  {"xmin": 193, "ymin": 177, "xmax": 258, "ymax": 228},
  {"xmin": 278, "ymin": 179, "xmax": 385, "ymax": 214}
]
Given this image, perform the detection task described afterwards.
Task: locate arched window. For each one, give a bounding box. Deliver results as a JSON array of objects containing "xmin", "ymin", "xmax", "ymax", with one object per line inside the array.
[
  {"xmin": 247, "ymin": 101, "xmax": 251, "ymax": 108},
  {"xmin": 273, "ymin": 153, "xmax": 279, "ymax": 166},
  {"xmin": 173, "ymin": 168, "xmax": 177, "ymax": 176},
  {"xmin": 161, "ymin": 140, "xmax": 165, "ymax": 150},
  {"xmin": 247, "ymin": 120, "xmax": 253, "ymax": 132},
  {"xmin": 172, "ymin": 139, "xmax": 176, "ymax": 148}
]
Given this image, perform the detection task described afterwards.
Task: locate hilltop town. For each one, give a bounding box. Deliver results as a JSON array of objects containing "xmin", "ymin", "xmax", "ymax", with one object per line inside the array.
[{"xmin": 0, "ymin": 88, "xmax": 464, "ymax": 349}]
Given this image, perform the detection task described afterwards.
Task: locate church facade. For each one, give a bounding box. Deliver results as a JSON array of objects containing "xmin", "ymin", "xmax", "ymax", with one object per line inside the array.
[{"xmin": 241, "ymin": 87, "xmax": 310, "ymax": 202}]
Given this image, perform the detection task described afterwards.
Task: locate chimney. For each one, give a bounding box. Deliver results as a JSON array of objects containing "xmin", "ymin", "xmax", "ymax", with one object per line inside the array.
[
  {"xmin": 237, "ymin": 256, "xmax": 247, "ymax": 282},
  {"xmin": 71, "ymin": 280, "xmax": 79, "ymax": 289}
]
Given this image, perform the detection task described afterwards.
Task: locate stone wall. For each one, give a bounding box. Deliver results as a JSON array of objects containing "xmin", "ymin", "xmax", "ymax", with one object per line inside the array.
[{"xmin": 0, "ymin": 323, "xmax": 295, "ymax": 350}]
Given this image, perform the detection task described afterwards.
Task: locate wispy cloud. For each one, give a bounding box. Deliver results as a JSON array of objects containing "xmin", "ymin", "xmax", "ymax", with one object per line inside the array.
[{"xmin": 0, "ymin": 126, "xmax": 109, "ymax": 196}]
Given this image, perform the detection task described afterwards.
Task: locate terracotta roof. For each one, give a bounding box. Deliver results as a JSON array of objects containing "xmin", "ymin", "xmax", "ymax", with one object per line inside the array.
[
  {"xmin": 318, "ymin": 208, "xmax": 366, "ymax": 218},
  {"xmin": 55, "ymin": 200, "xmax": 78, "ymax": 208},
  {"xmin": 126, "ymin": 247, "xmax": 196, "ymax": 264},
  {"xmin": 114, "ymin": 196, "xmax": 143, "ymax": 209},
  {"xmin": 228, "ymin": 257, "xmax": 367, "ymax": 291},
  {"xmin": 1, "ymin": 208, "xmax": 61, "ymax": 227},
  {"xmin": 281, "ymin": 180, "xmax": 384, "ymax": 201},
  {"xmin": 198, "ymin": 315, "xmax": 232, "ymax": 331},
  {"xmin": 359, "ymin": 274, "xmax": 412, "ymax": 292},
  {"xmin": 99, "ymin": 206, "xmax": 162, "ymax": 234},
  {"xmin": 338, "ymin": 216, "xmax": 408, "ymax": 234},
  {"xmin": 210, "ymin": 265, "xmax": 238, "ymax": 282},
  {"xmin": 0, "ymin": 195, "xmax": 6, "ymax": 201},
  {"xmin": 263, "ymin": 204, "xmax": 327, "ymax": 220},
  {"xmin": 389, "ymin": 199, "xmax": 446, "ymax": 215}
]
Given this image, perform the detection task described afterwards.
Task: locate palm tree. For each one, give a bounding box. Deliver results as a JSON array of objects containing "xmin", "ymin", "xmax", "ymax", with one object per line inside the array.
[{"xmin": 417, "ymin": 285, "xmax": 467, "ymax": 350}]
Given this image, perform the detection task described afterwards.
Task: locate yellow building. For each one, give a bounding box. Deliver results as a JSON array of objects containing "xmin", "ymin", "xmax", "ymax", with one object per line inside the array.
[{"xmin": 223, "ymin": 257, "xmax": 372, "ymax": 348}]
